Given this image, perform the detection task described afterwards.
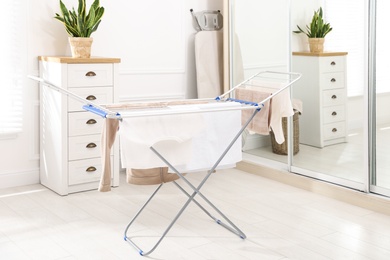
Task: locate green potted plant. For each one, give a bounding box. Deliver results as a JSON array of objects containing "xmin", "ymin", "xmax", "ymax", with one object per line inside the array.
[
  {"xmin": 54, "ymin": 0, "xmax": 105, "ymax": 58},
  {"xmin": 293, "ymin": 7, "xmax": 332, "ymax": 53}
]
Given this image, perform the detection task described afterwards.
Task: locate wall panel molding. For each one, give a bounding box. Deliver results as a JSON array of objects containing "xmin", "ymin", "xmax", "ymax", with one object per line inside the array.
[
  {"xmin": 119, "ymin": 94, "xmax": 186, "ymax": 103},
  {"xmin": 0, "ymin": 169, "xmax": 39, "ymax": 189},
  {"xmin": 243, "ymin": 61, "xmax": 287, "ymax": 70},
  {"xmin": 119, "ymin": 68, "xmax": 186, "ymax": 75},
  {"xmin": 31, "ymin": 100, "xmax": 40, "ymax": 160}
]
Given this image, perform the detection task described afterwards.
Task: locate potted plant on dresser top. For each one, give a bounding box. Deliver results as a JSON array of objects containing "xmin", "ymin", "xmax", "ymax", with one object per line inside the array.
[
  {"xmin": 54, "ymin": 0, "xmax": 105, "ymax": 58},
  {"xmin": 293, "ymin": 7, "xmax": 332, "ymax": 53}
]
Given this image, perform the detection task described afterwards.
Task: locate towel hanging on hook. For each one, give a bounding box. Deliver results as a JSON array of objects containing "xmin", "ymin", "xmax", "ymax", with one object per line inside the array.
[{"xmin": 190, "ymin": 9, "xmax": 223, "ymax": 32}]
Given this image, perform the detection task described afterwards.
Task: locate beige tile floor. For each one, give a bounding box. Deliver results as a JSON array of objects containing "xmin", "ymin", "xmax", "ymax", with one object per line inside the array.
[{"xmin": 1, "ymin": 168, "xmax": 390, "ymax": 259}]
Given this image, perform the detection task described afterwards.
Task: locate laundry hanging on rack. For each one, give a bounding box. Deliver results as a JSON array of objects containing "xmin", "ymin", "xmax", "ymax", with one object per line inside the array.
[
  {"xmin": 235, "ymin": 81, "xmax": 294, "ymax": 144},
  {"xmin": 235, "ymin": 87, "xmax": 271, "ymax": 135},
  {"xmin": 119, "ymin": 102, "xmax": 242, "ymax": 172}
]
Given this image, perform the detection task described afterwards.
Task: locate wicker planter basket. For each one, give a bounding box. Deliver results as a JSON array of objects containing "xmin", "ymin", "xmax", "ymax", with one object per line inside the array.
[
  {"xmin": 270, "ymin": 111, "xmax": 299, "ymax": 155},
  {"xmin": 308, "ymin": 38, "xmax": 325, "ymax": 53},
  {"xmin": 68, "ymin": 37, "xmax": 93, "ymax": 58}
]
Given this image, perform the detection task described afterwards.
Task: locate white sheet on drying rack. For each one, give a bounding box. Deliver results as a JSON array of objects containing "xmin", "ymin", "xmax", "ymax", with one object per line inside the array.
[{"xmin": 119, "ymin": 102, "xmax": 242, "ymax": 172}]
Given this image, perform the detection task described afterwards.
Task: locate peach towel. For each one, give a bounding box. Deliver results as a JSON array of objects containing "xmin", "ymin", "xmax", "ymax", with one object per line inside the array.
[
  {"xmin": 248, "ymin": 80, "xmax": 294, "ymax": 144},
  {"xmin": 99, "ymin": 118, "xmax": 119, "ymax": 192},
  {"xmin": 235, "ymin": 87, "xmax": 271, "ymax": 135}
]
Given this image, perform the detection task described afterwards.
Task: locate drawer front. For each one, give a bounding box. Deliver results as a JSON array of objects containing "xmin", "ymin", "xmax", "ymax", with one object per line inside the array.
[
  {"xmin": 320, "ymin": 72, "xmax": 345, "ymax": 90},
  {"xmin": 322, "ymin": 89, "xmax": 346, "ymax": 107},
  {"xmin": 69, "ymin": 134, "xmax": 102, "ymax": 161},
  {"xmin": 68, "ymin": 157, "xmax": 113, "ymax": 185},
  {"xmin": 323, "ymin": 122, "xmax": 346, "ymax": 141},
  {"xmin": 68, "ymin": 112, "xmax": 103, "ymax": 136},
  {"xmin": 68, "ymin": 87, "xmax": 113, "ymax": 112},
  {"xmin": 319, "ymin": 56, "xmax": 345, "ymax": 73},
  {"xmin": 323, "ymin": 105, "xmax": 346, "ymax": 124},
  {"xmin": 68, "ymin": 64, "xmax": 113, "ymax": 87}
]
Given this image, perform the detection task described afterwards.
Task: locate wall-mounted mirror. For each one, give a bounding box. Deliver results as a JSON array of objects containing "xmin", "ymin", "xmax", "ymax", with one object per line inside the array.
[
  {"xmin": 290, "ymin": 1, "xmax": 367, "ymax": 190},
  {"xmin": 228, "ymin": 0, "xmax": 373, "ymax": 194}
]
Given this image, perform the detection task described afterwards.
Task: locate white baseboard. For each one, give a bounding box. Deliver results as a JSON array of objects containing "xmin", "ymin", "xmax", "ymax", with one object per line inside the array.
[
  {"xmin": 242, "ymin": 132, "xmax": 271, "ymax": 151},
  {"xmin": 0, "ymin": 169, "xmax": 39, "ymax": 189}
]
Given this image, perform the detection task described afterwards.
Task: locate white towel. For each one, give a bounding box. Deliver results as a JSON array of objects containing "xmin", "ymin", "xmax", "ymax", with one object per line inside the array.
[
  {"xmin": 119, "ymin": 106, "xmax": 205, "ymax": 169},
  {"xmin": 119, "ymin": 102, "xmax": 242, "ymax": 172},
  {"xmin": 175, "ymin": 102, "xmax": 242, "ymax": 172}
]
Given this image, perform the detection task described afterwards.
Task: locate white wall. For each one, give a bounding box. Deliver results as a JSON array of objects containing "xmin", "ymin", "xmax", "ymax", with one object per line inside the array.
[
  {"xmin": 231, "ymin": 0, "xmax": 322, "ymax": 81},
  {"xmin": 0, "ymin": 0, "xmax": 224, "ymax": 189},
  {"xmin": 234, "ymin": 0, "xmax": 291, "ymax": 79},
  {"xmin": 291, "ymin": 0, "xmax": 322, "ymax": 52}
]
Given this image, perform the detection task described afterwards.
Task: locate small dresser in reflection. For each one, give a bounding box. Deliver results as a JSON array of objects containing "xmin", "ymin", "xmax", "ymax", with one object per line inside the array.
[{"xmin": 292, "ymin": 52, "xmax": 348, "ymax": 148}]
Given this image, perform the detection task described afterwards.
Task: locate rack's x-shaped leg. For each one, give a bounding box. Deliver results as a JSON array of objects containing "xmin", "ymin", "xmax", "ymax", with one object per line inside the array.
[{"xmin": 124, "ymin": 107, "xmax": 260, "ymax": 256}]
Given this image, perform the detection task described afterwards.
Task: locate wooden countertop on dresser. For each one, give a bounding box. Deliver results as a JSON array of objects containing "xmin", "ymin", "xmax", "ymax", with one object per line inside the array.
[
  {"xmin": 38, "ymin": 56, "xmax": 121, "ymax": 64},
  {"xmin": 292, "ymin": 52, "xmax": 348, "ymax": 57}
]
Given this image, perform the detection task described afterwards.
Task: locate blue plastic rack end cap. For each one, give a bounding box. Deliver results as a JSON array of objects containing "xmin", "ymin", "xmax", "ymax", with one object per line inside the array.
[
  {"xmin": 82, "ymin": 104, "xmax": 108, "ymax": 118},
  {"xmin": 139, "ymin": 250, "xmax": 144, "ymax": 256}
]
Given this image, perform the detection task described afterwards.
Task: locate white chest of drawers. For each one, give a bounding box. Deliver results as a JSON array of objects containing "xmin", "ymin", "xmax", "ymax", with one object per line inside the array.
[
  {"xmin": 39, "ymin": 56, "xmax": 121, "ymax": 195},
  {"xmin": 292, "ymin": 52, "xmax": 348, "ymax": 148}
]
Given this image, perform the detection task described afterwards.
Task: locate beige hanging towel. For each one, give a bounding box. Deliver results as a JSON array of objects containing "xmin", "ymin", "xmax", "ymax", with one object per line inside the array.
[{"xmin": 235, "ymin": 87, "xmax": 272, "ymax": 135}]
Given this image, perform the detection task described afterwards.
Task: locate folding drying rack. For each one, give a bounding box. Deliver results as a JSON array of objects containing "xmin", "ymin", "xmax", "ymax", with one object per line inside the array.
[{"xmin": 30, "ymin": 71, "xmax": 301, "ymax": 256}]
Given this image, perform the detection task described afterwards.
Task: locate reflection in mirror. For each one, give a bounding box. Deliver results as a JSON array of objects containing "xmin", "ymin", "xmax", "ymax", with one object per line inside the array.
[
  {"xmin": 230, "ymin": 1, "xmax": 369, "ymax": 192},
  {"xmin": 230, "ymin": 0, "xmax": 291, "ymax": 164},
  {"xmin": 291, "ymin": 1, "xmax": 366, "ymax": 189},
  {"xmin": 374, "ymin": 0, "xmax": 390, "ymax": 193}
]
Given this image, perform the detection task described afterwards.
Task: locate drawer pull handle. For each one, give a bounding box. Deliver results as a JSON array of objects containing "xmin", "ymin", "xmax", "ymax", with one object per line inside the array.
[
  {"xmin": 331, "ymin": 95, "xmax": 337, "ymax": 99},
  {"xmin": 332, "ymin": 111, "xmax": 337, "ymax": 116},
  {"xmin": 86, "ymin": 95, "xmax": 96, "ymax": 100},
  {"xmin": 86, "ymin": 142, "xmax": 97, "ymax": 148},
  {"xmin": 86, "ymin": 119, "xmax": 97, "ymax": 125},
  {"xmin": 332, "ymin": 128, "xmax": 338, "ymax": 133},
  {"xmin": 85, "ymin": 71, "xmax": 96, "ymax": 77},
  {"xmin": 331, "ymin": 61, "xmax": 336, "ymax": 66},
  {"xmin": 86, "ymin": 166, "xmax": 97, "ymax": 172},
  {"xmin": 331, "ymin": 78, "xmax": 336, "ymax": 83}
]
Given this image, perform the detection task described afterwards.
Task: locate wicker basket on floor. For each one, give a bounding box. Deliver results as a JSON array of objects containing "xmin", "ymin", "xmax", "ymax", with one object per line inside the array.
[{"xmin": 270, "ymin": 111, "xmax": 299, "ymax": 155}]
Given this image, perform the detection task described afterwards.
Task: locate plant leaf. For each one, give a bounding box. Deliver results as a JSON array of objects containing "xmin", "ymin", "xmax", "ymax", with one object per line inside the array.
[
  {"xmin": 54, "ymin": 0, "xmax": 104, "ymax": 37},
  {"xmin": 293, "ymin": 7, "xmax": 332, "ymax": 38}
]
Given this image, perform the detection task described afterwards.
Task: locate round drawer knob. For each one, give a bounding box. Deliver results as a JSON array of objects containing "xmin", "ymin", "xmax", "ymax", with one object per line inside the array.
[
  {"xmin": 86, "ymin": 143, "xmax": 97, "ymax": 148},
  {"xmin": 85, "ymin": 71, "xmax": 96, "ymax": 77},
  {"xmin": 331, "ymin": 95, "xmax": 337, "ymax": 99},
  {"xmin": 86, "ymin": 166, "xmax": 97, "ymax": 172},
  {"xmin": 86, "ymin": 95, "xmax": 97, "ymax": 100},
  {"xmin": 332, "ymin": 111, "xmax": 337, "ymax": 116},
  {"xmin": 331, "ymin": 61, "xmax": 336, "ymax": 66},
  {"xmin": 332, "ymin": 128, "xmax": 338, "ymax": 133},
  {"xmin": 331, "ymin": 78, "xmax": 336, "ymax": 83},
  {"xmin": 86, "ymin": 119, "xmax": 97, "ymax": 125}
]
